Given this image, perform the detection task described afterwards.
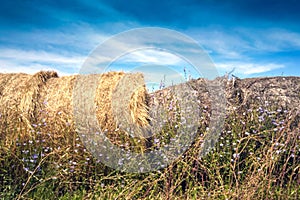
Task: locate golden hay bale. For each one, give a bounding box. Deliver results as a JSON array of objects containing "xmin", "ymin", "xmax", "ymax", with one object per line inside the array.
[
  {"xmin": 38, "ymin": 71, "xmax": 149, "ymax": 151},
  {"xmin": 0, "ymin": 71, "xmax": 58, "ymax": 129},
  {"xmin": 0, "ymin": 70, "xmax": 149, "ymax": 150},
  {"xmin": 38, "ymin": 71, "xmax": 148, "ymax": 131}
]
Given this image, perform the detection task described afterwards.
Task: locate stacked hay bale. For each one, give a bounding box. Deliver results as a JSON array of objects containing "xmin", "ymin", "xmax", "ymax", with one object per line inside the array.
[{"xmin": 0, "ymin": 71, "xmax": 149, "ymax": 150}]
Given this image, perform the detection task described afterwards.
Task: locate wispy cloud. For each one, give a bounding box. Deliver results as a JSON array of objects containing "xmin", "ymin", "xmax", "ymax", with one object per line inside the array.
[
  {"xmin": 216, "ymin": 62, "xmax": 285, "ymax": 76},
  {"xmin": 189, "ymin": 27, "xmax": 300, "ymax": 59},
  {"xmin": 1, "ymin": 48, "xmax": 84, "ymax": 64},
  {"xmin": 117, "ymin": 49, "xmax": 183, "ymax": 66},
  {"xmin": 253, "ymin": 29, "xmax": 300, "ymax": 51},
  {"xmin": 0, "ymin": 48, "xmax": 85, "ymax": 75},
  {"xmin": 0, "ymin": 25, "xmax": 298, "ymax": 78}
]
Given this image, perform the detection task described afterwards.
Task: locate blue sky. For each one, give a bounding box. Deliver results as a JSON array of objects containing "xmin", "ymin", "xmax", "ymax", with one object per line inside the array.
[{"xmin": 0, "ymin": 0, "xmax": 300, "ymax": 78}]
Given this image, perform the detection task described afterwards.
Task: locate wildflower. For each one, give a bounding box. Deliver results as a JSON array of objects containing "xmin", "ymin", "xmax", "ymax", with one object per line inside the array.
[
  {"xmin": 272, "ymin": 121, "xmax": 279, "ymax": 126},
  {"xmin": 118, "ymin": 159, "xmax": 123, "ymax": 166},
  {"xmin": 33, "ymin": 154, "xmax": 38, "ymax": 159},
  {"xmin": 233, "ymin": 153, "xmax": 239, "ymax": 159},
  {"xmin": 291, "ymin": 153, "xmax": 295, "ymax": 158},
  {"xmin": 276, "ymin": 150, "xmax": 281, "ymax": 154}
]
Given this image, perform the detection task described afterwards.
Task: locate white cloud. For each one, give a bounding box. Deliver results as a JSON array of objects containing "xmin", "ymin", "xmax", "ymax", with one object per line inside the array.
[
  {"xmin": 187, "ymin": 27, "xmax": 300, "ymax": 61},
  {"xmin": 0, "ymin": 23, "xmax": 113, "ymax": 75},
  {"xmin": 216, "ymin": 62, "xmax": 285, "ymax": 76},
  {"xmin": 0, "ymin": 48, "xmax": 84, "ymax": 76},
  {"xmin": 1, "ymin": 48, "xmax": 84, "ymax": 64},
  {"xmin": 188, "ymin": 29, "xmax": 252, "ymax": 59},
  {"xmin": 0, "ymin": 26, "xmax": 295, "ymax": 78},
  {"xmin": 227, "ymin": 28, "xmax": 300, "ymax": 52},
  {"xmin": 118, "ymin": 49, "xmax": 184, "ymax": 65}
]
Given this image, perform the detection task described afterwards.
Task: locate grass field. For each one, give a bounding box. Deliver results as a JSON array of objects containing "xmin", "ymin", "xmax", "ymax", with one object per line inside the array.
[{"xmin": 0, "ymin": 76, "xmax": 299, "ymax": 199}]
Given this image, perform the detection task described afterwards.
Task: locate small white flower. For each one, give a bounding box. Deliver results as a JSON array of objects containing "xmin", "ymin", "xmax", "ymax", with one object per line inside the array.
[{"xmin": 233, "ymin": 153, "xmax": 239, "ymax": 159}]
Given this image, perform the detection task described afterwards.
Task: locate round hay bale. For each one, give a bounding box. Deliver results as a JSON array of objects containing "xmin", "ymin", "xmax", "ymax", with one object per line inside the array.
[
  {"xmin": 0, "ymin": 71, "xmax": 148, "ymax": 152},
  {"xmin": 0, "ymin": 71, "xmax": 58, "ymax": 147},
  {"xmin": 1, "ymin": 71, "xmax": 149, "ymax": 145},
  {"xmin": 37, "ymin": 71, "xmax": 149, "ymax": 151},
  {"xmin": 37, "ymin": 71, "xmax": 148, "ymax": 129},
  {"xmin": 0, "ymin": 71, "xmax": 58, "ymax": 130}
]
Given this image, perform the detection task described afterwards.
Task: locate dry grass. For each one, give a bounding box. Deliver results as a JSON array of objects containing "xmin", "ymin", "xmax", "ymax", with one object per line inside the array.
[{"xmin": 0, "ymin": 73, "xmax": 299, "ymax": 199}]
